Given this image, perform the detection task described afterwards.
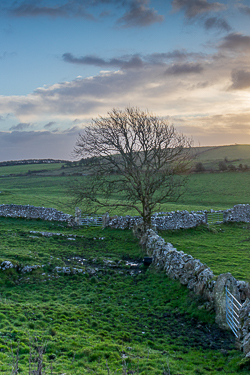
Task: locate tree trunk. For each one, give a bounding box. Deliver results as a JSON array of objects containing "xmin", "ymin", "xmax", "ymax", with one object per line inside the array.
[{"xmin": 142, "ymin": 204, "xmax": 152, "ymax": 231}]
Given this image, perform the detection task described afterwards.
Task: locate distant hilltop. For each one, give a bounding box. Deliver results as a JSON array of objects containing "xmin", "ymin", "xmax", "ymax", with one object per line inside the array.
[{"xmin": 0, "ymin": 159, "xmax": 69, "ymax": 167}]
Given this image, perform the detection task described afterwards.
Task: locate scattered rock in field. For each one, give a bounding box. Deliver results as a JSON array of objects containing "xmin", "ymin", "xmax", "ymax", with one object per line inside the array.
[
  {"xmin": 0, "ymin": 261, "xmax": 15, "ymax": 270},
  {"xmin": 22, "ymin": 265, "xmax": 41, "ymax": 273}
]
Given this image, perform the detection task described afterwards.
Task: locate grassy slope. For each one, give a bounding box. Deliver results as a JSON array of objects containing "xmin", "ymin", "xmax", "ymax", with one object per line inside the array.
[
  {"xmin": 0, "ymin": 217, "xmax": 142, "ymax": 267},
  {"xmin": 194, "ymin": 145, "xmax": 250, "ymax": 162},
  {"xmin": 0, "ymin": 163, "xmax": 64, "ymax": 175},
  {"xmin": 194, "ymin": 145, "xmax": 250, "ymax": 169},
  {"xmin": 0, "ymin": 148, "xmax": 250, "ymax": 372},
  {"xmin": 0, "ymin": 175, "xmax": 73, "ymax": 213},
  {"xmin": 177, "ymin": 172, "xmax": 250, "ymax": 211},
  {"xmin": 1, "ymin": 144, "xmax": 250, "ymax": 214},
  {"xmin": 1, "ymin": 171, "xmax": 250, "ymax": 214},
  {"xmin": 0, "ymin": 217, "xmax": 246, "ymax": 374}
]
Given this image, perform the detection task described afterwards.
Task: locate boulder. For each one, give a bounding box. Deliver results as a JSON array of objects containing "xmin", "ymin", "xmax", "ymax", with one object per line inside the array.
[
  {"xmin": 238, "ymin": 298, "xmax": 250, "ymax": 349},
  {"xmin": 193, "ymin": 268, "xmax": 214, "ymax": 296},
  {"xmin": 214, "ymin": 273, "xmax": 241, "ymax": 330},
  {"xmin": 180, "ymin": 270, "xmax": 194, "ymax": 286},
  {"xmin": 132, "ymin": 220, "xmax": 146, "ymax": 239},
  {"xmin": 237, "ymin": 281, "xmax": 250, "ymax": 303},
  {"xmin": 243, "ymin": 332, "xmax": 250, "ymax": 355}
]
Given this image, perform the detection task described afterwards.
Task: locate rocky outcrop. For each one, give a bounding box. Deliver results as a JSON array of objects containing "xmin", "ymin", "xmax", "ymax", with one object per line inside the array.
[
  {"xmin": 0, "ymin": 261, "xmax": 16, "ymax": 270},
  {"xmin": 21, "ymin": 265, "xmax": 43, "ymax": 273},
  {"xmin": 0, "ymin": 261, "xmax": 44, "ymax": 273},
  {"xmin": 54, "ymin": 266, "xmax": 85, "ymax": 274}
]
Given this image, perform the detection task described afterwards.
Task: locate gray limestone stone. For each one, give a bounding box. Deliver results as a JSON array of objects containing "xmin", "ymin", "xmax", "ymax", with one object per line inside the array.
[
  {"xmin": 237, "ymin": 281, "xmax": 250, "ymax": 302},
  {"xmin": 214, "ymin": 273, "xmax": 241, "ymax": 330},
  {"xmin": 102, "ymin": 212, "xmax": 110, "ymax": 229}
]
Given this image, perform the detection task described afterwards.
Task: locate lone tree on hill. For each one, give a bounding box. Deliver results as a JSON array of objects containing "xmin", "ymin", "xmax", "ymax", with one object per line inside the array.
[{"xmin": 71, "ymin": 107, "xmax": 192, "ymax": 228}]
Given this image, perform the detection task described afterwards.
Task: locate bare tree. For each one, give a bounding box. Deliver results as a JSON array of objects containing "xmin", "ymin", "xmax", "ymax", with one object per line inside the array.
[{"xmin": 71, "ymin": 107, "xmax": 192, "ymax": 228}]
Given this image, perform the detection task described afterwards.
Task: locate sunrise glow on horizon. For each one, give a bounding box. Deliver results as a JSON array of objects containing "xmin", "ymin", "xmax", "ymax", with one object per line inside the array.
[{"xmin": 0, "ymin": 0, "xmax": 250, "ymax": 161}]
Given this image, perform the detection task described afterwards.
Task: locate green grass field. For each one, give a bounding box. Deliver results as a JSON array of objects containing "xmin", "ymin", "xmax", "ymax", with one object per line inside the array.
[
  {"xmin": 0, "ymin": 145, "xmax": 250, "ymax": 214},
  {"xmin": 160, "ymin": 222, "xmax": 250, "ymax": 281},
  {"xmin": 0, "ymin": 163, "xmax": 64, "ymax": 176},
  {"xmin": 194, "ymin": 145, "xmax": 250, "ymax": 169},
  {"xmin": 1, "ymin": 147, "xmax": 250, "ymax": 373},
  {"xmin": 1, "ymin": 171, "xmax": 250, "ymax": 215},
  {"xmin": 0, "ymin": 217, "xmax": 247, "ymax": 374}
]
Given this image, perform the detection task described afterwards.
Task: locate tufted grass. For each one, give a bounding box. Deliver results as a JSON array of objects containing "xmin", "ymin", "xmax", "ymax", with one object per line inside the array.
[
  {"xmin": 0, "ymin": 217, "xmax": 247, "ymax": 373},
  {"xmin": 1, "ymin": 151, "xmax": 250, "ymax": 372},
  {"xmin": 0, "ymin": 216, "xmax": 143, "ymax": 269},
  {"xmin": 0, "ymin": 272, "xmax": 243, "ymax": 374}
]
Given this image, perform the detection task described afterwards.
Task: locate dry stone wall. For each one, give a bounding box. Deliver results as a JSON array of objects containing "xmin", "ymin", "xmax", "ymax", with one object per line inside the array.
[
  {"xmin": 143, "ymin": 229, "xmax": 215, "ymax": 305},
  {"xmin": 1, "ymin": 203, "xmax": 250, "ymax": 228},
  {"xmin": 224, "ymin": 204, "xmax": 250, "ymax": 223},
  {"xmin": 139, "ymin": 227, "xmax": 250, "ymax": 357},
  {"xmin": 104, "ymin": 204, "xmax": 250, "ymax": 231},
  {"xmin": 104, "ymin": 211, "xmax": 206, "ymax": 230},
  {"xmin": 2, "ymin": 203, "xmax": 250, "ymax": 355},
  {"xmin": 0, "ymin": 204, "xmax": 73, "ymax": 222}
]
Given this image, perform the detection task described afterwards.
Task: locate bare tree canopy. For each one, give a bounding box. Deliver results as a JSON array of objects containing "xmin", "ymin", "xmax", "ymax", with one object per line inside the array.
[{"xmin": 71, "ymin": 107, "xmax": 192, "ymax": 227}]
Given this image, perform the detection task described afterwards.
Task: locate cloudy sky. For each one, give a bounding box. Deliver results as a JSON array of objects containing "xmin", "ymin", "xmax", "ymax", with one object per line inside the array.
[{"xmin": 0, "ymin": 0, "xmax": 250, "ymax": 161}]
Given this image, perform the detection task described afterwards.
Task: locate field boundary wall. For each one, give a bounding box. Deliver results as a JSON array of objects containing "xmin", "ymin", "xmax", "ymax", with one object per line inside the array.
[
  {"xmin": 104, "ymin": 204, "xmax": 250, "ymax": 230},
  {"xmin": 2, "ymin": 203, "xmax": 250, "ymax": 356},
  {"xmin": 1, "ymin": 204, "xmax": 250, "ymax": 228},
  {"xmin": 139, "ymin": 227, "xmax": 250, "ymax": 357},
  {"xmin": 0, "ymin": 204, "xmax": 73, "ymax": 222}
]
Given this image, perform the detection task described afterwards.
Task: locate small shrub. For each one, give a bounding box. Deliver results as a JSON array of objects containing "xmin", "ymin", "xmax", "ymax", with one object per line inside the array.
[
  {"xmin": 90, "ymin": 276, "xmax": 97, "ymax": 284},
  {"xmin": 195, "ymin": 162, "xmax": 205, "ymax": 173},
  {"xmin": 218, "ymin": 161, "xmax": 227, "ymax": 171},
  {"xmin": 228, "ymin": 164, "xmax": 236, "ymax": 171}
]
